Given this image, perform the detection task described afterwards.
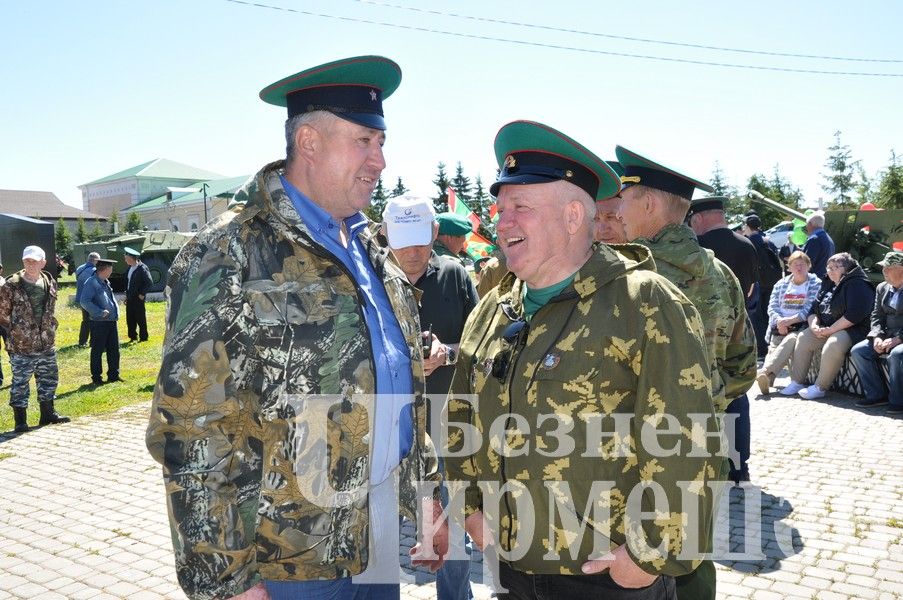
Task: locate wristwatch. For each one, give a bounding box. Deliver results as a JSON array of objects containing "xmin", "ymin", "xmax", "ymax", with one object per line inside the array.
[{"xmin": 443, "ymin": 344, "xmax": 458, "ymax": 366}]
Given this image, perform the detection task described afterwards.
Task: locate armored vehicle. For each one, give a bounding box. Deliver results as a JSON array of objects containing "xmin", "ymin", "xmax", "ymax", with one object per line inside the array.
[
  {"xmin": 71, "ymin": 230, "xmax": 193, "ymax": 293},
  {"xmin": 748, "ymin": 190, "xmax": 903, "ymax": 283}
]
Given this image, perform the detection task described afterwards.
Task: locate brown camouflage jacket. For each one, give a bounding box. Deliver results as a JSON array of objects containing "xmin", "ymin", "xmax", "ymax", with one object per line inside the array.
[
  {"xmin": 445, "ymin": 243, "xmax": 720, "ymax": 577},
  {"xmin": 0, "ymin": 270, "xmax": 58, "ymax": 354},
  {"xmin": 633, "ymin": 224, "xmax": 756, "ymax": 410},
  {"xmin": 146, "ymin": 160, "xmax": 440, "ymax": 600}
]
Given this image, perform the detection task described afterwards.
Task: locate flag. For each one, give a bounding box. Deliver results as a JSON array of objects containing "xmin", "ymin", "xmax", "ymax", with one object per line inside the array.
[
  {"xmin": 447, "ymin": 187, "xmax": 481, "ymax": 232},
  {"xmin": 489, "ymin": 203, "xmax": 498, "ymax": 224},
  {"xmin": 463, "ymin": 230, "xmax": 496, "ymax": 262}
]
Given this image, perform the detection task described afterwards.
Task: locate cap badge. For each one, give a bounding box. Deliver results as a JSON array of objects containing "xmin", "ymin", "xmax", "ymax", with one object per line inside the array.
[
  {"xmin": 541, "ymin": 353, "xmax": 561, "ymax": 370},
  {"xmin": 504, "ymin": 155, "xmax": 517, "ymax": 169},
  {"xmin": 369, "ymin": 89, "xmax": 378, "ymax": 101},
  {"xmin": 565, "ymin": 170, "xmax": 574, "ymax": 179},
  {"xmin": 620, "ymin": 176, "xmax": 641, "ymax": 184}
]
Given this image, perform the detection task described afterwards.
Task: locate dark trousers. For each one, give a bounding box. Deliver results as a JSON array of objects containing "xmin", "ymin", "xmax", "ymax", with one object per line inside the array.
[
  {"xmin": 726, "ymin": 393, "xmax": 751, "ymax": 478},
  {"xmin": 79, "ymin": 308, "xmax": 91, "ymax": 346},
  {"xmin": 497, "ymin": 561, "xmax": 676, "ymax": 600},
  {"xmin": 89, "ymin": 321, "xmax": 120, "ymax": 382},
  {"xmin": 126, "ymin": 297, "xmax": 148, "ymax": 341}
]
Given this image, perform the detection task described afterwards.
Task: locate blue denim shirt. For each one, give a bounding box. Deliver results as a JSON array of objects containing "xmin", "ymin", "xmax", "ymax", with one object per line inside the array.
[
  {"xmin": 281, "ymin": 176, "xmax": 414, "ymax": 482},
  {"xmin": 74, "ymin": 262, "xmax": 96, "ymax": 304},
  {"xmin": 80, "ymin": 275, "xmax": 119, "ymax": 321}
]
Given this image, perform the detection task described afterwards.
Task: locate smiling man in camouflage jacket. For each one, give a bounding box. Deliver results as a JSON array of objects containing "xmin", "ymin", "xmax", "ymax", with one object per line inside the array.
[
  {"xmin": 146, "ymin": 56, "xmax": 444, "ymax": 600},
  {"xmin": 444, "ymin": 121, "xmax": 721, "ymax": 600}
]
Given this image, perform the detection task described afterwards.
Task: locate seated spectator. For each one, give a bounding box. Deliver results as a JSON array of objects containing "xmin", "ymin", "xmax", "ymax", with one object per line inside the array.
[
  {"xmin": 851, "ymin": 251, "xmax": 903, "ymax": 414},
  {"xmin": 756, "ymin": 251, "xmax": 821, "ymax": 394},
  {"xmin": 781, "ymin": 252, "xmax": 874, "ymax": 399}
]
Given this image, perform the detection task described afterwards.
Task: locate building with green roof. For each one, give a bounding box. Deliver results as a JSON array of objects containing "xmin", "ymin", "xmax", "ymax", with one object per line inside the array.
[
  {"xmin": 120, "ymin": 175, "xmax": 250, "ymax": 232},
  {"xmin": 79, "ymin": 158, "xmax": 226, "ymax": 218}
]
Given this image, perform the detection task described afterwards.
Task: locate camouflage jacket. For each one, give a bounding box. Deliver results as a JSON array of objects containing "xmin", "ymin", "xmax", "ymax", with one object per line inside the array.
[
  {"xmin": 445, "ymin": 243, "xmax": 719, "ymax": 577},
  {"xmin": 146, "ymin": 160, "xmax": 440, "ymax": 600},
  {"xmin": 433, "ymin": 240, "xmax": 466, "ymax": 265},
  {"xmin": 634, "ymin": 224, "xmax": 756, "ymax": 410},
  {"xmin": 0, "ymin": 270, "xmax": 58, "ymax": 355}
]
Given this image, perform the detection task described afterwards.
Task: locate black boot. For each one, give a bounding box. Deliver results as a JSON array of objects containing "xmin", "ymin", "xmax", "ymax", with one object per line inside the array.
[
  {"xmin": 38, "ymin": 402, "xmax": 70, "ymax": 426},
  {"xmin": 13, "ymin": 407, "xmax": 30, "ymax": 433}
]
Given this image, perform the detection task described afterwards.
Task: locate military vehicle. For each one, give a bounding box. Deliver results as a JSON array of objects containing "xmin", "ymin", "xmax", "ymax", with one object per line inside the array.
[
  {"xmin": 748, "ymin": 190, "xmax": 903, "ymax": 283},
  {"xmin": 71, "ymin": 230, "xmax": 193, "ymax": 293}
]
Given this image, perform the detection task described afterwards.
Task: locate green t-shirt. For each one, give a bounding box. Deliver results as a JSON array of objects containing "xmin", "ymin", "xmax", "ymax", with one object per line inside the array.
[
  {"xmin": 21, "ymin": 277, "xmax": 47, "ymax": 323},
  {"xmin": 523, "ymin": 273, "xmax": 576, "ymax": 319}
]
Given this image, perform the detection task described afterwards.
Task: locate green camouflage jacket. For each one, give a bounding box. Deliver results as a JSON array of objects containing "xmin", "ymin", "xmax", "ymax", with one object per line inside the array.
[
  {"xmin": 433, "ymin": 240, "xmax": 466, "ymax": 265},
  {"xmin": 0, "ymin": 270, "xmax": 58, "ymax": 354},
  {"xmin": 633, "ymin": 224, "xmax": 756, "ymax": 409},
  {"xmin": 146, "ymin": 160, "xmax": 440, "ymax": 600},
  {"xmin": 445, "ymin": 243, "xmax": 719, "ymax": 577}
]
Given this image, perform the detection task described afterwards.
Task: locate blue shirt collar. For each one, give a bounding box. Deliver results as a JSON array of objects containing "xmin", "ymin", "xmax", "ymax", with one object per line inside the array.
[{"xmin": 280, "ymin": 175, "xmax": 369, "ymax": 242}]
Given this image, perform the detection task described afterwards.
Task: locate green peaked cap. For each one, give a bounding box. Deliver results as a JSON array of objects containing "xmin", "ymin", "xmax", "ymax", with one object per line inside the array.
[
  {"xmin": 616, "ymin": 145, "xmax": 714, "ymax": 200},
  {"xmin": 259, "ymin": 55, "xmax": 401, "ymax": 130},
  {"xmin": 491, "ymin": 120, "xmax": 621, "ymax": 201}
]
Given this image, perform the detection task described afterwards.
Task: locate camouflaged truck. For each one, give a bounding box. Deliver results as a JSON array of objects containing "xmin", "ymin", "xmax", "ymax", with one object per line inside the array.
[
  {"xmin": 70, "ymin": 230, "xmax": 193, "ymax": 293},
  {"xmin": 748, "ymin": 190, "xmax": 903, "ymax": 284}
]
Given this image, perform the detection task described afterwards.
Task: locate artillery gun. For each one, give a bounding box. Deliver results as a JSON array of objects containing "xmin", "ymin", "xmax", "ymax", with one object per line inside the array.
[
  {"xmin": 71, "ymin": 230, "xmax": 193, "ymax": 293},
  {"xmin": 748, "ymin": 190, "xmax": 903, "ymax": 283}
]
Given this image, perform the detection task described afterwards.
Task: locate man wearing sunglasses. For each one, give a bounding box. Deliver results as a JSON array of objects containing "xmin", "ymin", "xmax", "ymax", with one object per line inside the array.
[{"xmin": 444, "ymin": 121, "xmax": 720, "ymax": 600}]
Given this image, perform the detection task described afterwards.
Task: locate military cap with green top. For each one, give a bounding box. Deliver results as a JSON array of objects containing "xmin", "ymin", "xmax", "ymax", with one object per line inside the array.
[
  {"xmin": 259, "ymin": 55, "xmax": 401, "ymax": 131},
  {"xmin": 615, "ymin": 145, "xmax": 714, "ymax": 201},
  {"xmin": 877, "ymin": 250, "xmax": 903, "ymax": 268},
  {"xmin": 490, "ymin": 120, "xmax": 621, "ymax": 200},
  {"xmin": 436, "ymin": 213, "xmax": 473, "ymax": 237},
  {"xmin": 123, "ymin": 247, "xmax": 141, "ymax": 258}
]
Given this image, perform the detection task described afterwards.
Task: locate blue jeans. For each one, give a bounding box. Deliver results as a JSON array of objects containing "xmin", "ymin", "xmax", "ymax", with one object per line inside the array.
[
  {"xmin": 264, "ymin": 579, "xmax": 399, "ymax": 599},
  {"xmin": 726, "ymin": 394, "xmax": 750, "ymax": 477},
  {"xmin": 850, "ymin": 339, "xmax": 902, "ymax": 407}
]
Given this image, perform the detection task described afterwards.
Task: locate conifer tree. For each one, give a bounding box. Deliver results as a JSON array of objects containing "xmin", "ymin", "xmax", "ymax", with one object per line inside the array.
[
  {"xmin": 75, "ymin": 216, "xmax": 88, "ymax": 244},
  {"xmin": 432, "ymin": 162, "xmax": 450, "ymax": 213},
  {"xmin": 820, "ymin": 130, "xmax": 857, "ymax": 209}
]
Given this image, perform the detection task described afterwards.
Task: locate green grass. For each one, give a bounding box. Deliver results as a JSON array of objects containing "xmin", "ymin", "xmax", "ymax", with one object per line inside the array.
[{"xmin": 0, "ymin": 295, "xmax": 164, "ymax": 432}]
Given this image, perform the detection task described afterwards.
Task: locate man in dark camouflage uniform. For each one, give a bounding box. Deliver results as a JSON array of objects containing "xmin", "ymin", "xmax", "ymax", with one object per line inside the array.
[
  {"xmin": 614, "ymin": 147, "xmax": 757, "ymax": 600},
  {"xmin": 146, "ymin": 56, "xmax": 444, "ymax": 600},
  {"xmin": 445, "ymin": 121, "xmax": 721, "ymax": 600},
  {"xmin": 0, "ymin": 246, "xmax": 68, "ymax": 433}
]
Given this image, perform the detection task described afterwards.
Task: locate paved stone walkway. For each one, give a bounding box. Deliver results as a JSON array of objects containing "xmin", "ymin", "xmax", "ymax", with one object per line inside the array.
[{"xmin": 1, "ymin": 375, "xmax": 901, "ymax": 599}]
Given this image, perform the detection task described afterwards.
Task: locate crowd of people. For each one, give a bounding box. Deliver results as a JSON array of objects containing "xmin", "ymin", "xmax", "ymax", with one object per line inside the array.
[
  {"xmin": 0, "ymin": 245, "xmax": 156, "ymax": 432},
  {"xmin": 3, "ymin": 53, "xmax": 901, "ymax": 600}
]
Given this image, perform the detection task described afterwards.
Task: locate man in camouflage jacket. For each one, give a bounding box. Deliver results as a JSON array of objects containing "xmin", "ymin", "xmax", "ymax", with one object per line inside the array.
[
  {"xmin": 0, "ymin": 245, "xmax": 68, "ymax": 432},
  {"xmin": 615, "ymin": 147, "xmax": 756, "ymax": 600},
  {"xmin": 146, "ymin": 57, "xmax": 443, "ymax": 600},
  {"xmin": 445, "ymin": 122, "xmax": 720, "ymax": 599}
]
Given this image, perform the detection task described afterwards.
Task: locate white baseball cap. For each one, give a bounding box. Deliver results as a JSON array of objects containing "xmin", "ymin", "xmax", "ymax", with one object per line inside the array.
[
  {"xmin": 22, "ymin": 245, "xmax": 46, "ymax": 261},
  {"xmin": 382, "ymin": 196, "xmax": 436, "ymax": 249}
]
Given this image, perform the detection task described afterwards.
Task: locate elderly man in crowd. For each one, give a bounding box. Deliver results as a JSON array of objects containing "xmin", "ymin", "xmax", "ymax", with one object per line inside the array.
[
  {"xmin": 80, "ymin": 258, "xmax": 122, "ymax": 385},
  {"xmin": 801, "ymin": 211, "xmax": 835, "ymax": 278},
  {"xmin": 434, "ymin": 213, "xmax": 473, "ymax": 265},
  {"xmin": 0, "ymin": 246, "xmax": 68, "ymax": 432},
  {"xmin": 851, "ymin": 250, "xmax": 903, "ymax": 414},
  {"xmin": 445, "ymin": 120, "xmax": 719, "ymax": 600},
  {"xmin": 146, "ymin": 56, "xmax": 445, "ymax": 600},
  {"xmin": 614, "ymin": 147, "xmax": 756, "ymax": 599},
  {"xmin": 74, "ymin": 251, "xmax": 101, "ymax": 347}
]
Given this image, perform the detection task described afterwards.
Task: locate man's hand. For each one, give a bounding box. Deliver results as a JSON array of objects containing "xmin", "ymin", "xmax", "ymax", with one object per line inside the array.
[
  {"xmin": 581, "ymin": 544, "xmax": 658, "ymax": 589},
  {"xmin": 874, "ymin": 337, "xmax": 887, "ymax": 354},
  {"xmin": 410, "ymin": 498, "xmax": 449, "ymax": 572},
  {"xmin": 422, "ymin": 335, "xmax": 446, "ymax": 377},
  {"xmin": 812, "ymin": 325, "xmax": 831, "ymax": 339},
  {"xmin": 777, "ymin": 322, "xmax": 789, "ymax": 336},
  {"xmin": 464, "ymin": 510, "xmax": 492, "ymax": 551},
  {"xmin": 227, "ymin": 582, "xmax": 270, "ymax": 600},
  {"xmin": 886, "ymin": 337, "xmax": 902, "ymax": 351}
]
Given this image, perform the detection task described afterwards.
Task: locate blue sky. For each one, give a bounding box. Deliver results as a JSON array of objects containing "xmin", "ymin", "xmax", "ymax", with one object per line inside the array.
[{"xmin": 2, "ymin": 0, "xmax": 901, "ymax": 212}]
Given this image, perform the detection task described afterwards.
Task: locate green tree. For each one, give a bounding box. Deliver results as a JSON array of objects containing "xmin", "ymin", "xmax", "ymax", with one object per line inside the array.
[
  {"xmin": 710, "ymin": 161, "xmax": 735, "ymax": 197},
  {"xmin": 472, "ymin": 175, "xmax": 495, "ymax": 240},
  {"xmin": 108, "ymin": 208, "xmax": 121, "ymax": 234},
  {"xmin": 125, "ymin": 211, "xmax": 143, "ymax": 233},
  {"xmin": 853, "ymin": 164, "xmax": 876, "ymax": 206},
  {"xmin": 365, "ymin": 177, "xmax": 389, "ymax": 222},
  {"xmin": 55, "ymin": 218, "xmax": 73, "ymax": 263},
  {"xmin": 450, "ymin": 162, "xmax": 472, "ymax": 202},
  {"xmin": 746, "ymin": 167, "xmax": 804, "ymax": 230},
  {"xmin": 89, "ymin": 219, "xmax": 105, "ymax": 241},
  {"xmin": 876, "ymin": 149, "xmax": 903, "ymax": 209},
  {"xmin": 74, "ymin": 216, "xmax": 88, "ymax": 244},
  {"xmin": 432, "ymin": 161, "xmax": 450, "ymax": 213},
  {"xmin": 820, "ymin": 130, "xmax": 857, "ymax": 209},
  {"xmin": 389, "ymin": 176, "xmax": 408, "ymax": 198}
]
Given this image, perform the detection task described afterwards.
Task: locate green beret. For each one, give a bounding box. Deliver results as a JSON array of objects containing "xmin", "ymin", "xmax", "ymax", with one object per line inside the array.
[
  {"xmin": 877, "ymin": 250, "xmax": 903, "ymax": 268},
  {"xmin": 437, "ymin": 213, "xmax": 472, "ymax": 236}
]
